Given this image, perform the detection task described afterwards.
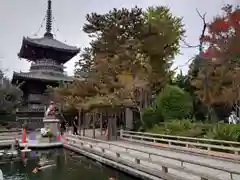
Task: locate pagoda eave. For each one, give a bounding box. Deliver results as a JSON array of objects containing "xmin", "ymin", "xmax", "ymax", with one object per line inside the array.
[
  {"xmin": 11, "ymin": 71, "xmax": 74, "ymax": 84},
  {"xmin": 18, "ymin": 37, "xmax": 80, "ymax": 63}
]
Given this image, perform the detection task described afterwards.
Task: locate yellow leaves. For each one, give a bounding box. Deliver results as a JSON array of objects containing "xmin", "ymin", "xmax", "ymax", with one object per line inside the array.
[
  {"xmin": 117, "ymin": 72, "xmax": 148, "ymax": 90},
  {"xmin": 191, "ymin": 62, "xmax": 240, "ymax": 106},
  {"xmin": 117, "ymin": 72, "xmax": 133, "ymax": 85}
]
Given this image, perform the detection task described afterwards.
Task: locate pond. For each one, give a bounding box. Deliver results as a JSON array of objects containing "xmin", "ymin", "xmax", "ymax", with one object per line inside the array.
[{"xmin": 0, "ymin": 149, "xmax": 138, "ymax": 180}]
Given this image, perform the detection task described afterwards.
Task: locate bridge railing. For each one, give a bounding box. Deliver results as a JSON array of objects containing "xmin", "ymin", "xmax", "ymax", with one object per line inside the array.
[
  {"xmin": 0, "ymin": 131, "xmax": 22, "ymax": 141},
  {"xmin": 120, "ymin": 130, "xmax": 240, "ymax": 155},
  {"xmin": 66, "ymin": 134, "xmax": 240, "ymax": 180}
]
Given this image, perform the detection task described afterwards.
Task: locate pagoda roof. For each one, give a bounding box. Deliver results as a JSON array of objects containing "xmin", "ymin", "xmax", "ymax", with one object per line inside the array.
[
  {"xmin": 18, "ymin": 0, "xmax": 80, "ymax": 64},
  {"xmin": 18, "ymin": 36, "xmax": 80, "ymax": 64},
  {"xmin": 22, "ymin": 36, "xmax": 80, "ymax": 53},
  {"xmin": 12, "ymin": 71, "xmax": 74, "ymax": 83}
]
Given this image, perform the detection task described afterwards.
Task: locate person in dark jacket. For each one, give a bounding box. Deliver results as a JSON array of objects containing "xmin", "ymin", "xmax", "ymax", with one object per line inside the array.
[
  {"xmin": 60, "ymin": 120, "xmax": 66, "ymax": 135},
  {"xmin": 73, "ymin": 116, "xmax": 78, "ymax": 135}
]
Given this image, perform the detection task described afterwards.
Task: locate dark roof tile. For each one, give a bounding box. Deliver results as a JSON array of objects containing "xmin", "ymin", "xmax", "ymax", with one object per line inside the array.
[
  {"xmin": 24, "ymin": 36, "xmax": 80, "ymax": 52},
  {"xmin": 12, "ymin": 71, "xmax": 74, "ymax": 82}
]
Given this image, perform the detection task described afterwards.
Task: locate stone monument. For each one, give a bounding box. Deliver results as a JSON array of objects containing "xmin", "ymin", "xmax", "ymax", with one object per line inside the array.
[{"xmin": 43, "ymin": 101, "xmax": 60, "ymax": 138}]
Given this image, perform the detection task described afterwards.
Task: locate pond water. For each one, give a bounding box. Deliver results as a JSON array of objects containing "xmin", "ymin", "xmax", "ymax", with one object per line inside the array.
[{"xmin": 0, "ymin": 149, "xmax": 138, "ymax": 180}]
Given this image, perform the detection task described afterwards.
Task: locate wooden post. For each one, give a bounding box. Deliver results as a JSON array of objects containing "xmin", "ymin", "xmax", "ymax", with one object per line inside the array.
[
  {"xmin": 116, "ymin": 152, "xmax": 120, "ymax": 158},
  {"xmin": 162, "ymin": 166, "xmax": 168, "ymax": 173},
  {"xmin": 135, "ymin": 158, "xmax": 140, "ymax": 164}
]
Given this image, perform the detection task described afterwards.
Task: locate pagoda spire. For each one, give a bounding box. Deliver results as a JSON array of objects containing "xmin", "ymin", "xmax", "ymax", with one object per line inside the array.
[{"xmin": 44, "ymin": 0, "xmax": 53, "ymax": 38}]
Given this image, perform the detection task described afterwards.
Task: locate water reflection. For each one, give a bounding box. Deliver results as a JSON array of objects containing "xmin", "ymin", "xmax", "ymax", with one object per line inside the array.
[{"xmin": 0, "ymin": 149, "xmax": 137, "ymax": 180}]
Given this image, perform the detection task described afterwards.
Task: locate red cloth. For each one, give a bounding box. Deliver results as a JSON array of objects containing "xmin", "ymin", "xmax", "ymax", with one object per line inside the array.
[
  {"xmin": 21, "ymin": 152, "xmax": 25, "ymax": 160},
  {"xmin": 58, "ymin": 135, "xmax": 61, "ymax": 141},
  {"xmin": 22, "ymin": 128, "xmax": 27, "ymax": 143}
]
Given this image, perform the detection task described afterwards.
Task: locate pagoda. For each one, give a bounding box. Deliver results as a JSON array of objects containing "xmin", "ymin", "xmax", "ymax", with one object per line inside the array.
[{"xmin": 11, "ymin": 0, "xmax": 80, "ymax": 130}]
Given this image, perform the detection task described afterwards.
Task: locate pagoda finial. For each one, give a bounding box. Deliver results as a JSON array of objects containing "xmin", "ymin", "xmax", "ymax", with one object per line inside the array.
[{"xmin": 44, "ymin": 0, "xmax": 53, "ymax": 38}]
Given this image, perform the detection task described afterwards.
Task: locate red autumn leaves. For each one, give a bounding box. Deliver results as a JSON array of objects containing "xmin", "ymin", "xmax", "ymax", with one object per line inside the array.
[{"xmin": 199, "ymin": 7, "xmax": 240, "ymax": 61}]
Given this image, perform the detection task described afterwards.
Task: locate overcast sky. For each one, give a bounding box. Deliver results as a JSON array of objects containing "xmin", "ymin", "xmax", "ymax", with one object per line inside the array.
[{"xmin": 0, "ymin": 0, "xmax": 238, "ymax": 78}]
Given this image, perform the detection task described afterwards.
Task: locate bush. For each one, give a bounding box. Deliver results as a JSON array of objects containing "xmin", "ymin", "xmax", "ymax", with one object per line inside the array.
[
  {"xmin": 193, "ymin": 123, "xmax": 212, "ymax": 135},
  {"xmin": 155, "ymin": 85, "xmax": 193, "ymax": 120},
  {"xmin": 148, "ymin": 119, "xmax": 194, "ymax": 135},
  {"xmin": 206, "ymin": 124, "xmax": 240, "ymax": 142},
  {"xmin": 142, "ymin": 107, "xmax": 164, "ymax": 129},
  {"xmin": 148, "ymin": 120, "xmax": 240, "ymax": 141},
  {"xmin": 148, "ymin": 124, "xmax": 166, "ymax": 134},
  {"xmin": 164, "ymin": 119, "xmax": 193, "ymax": 134}
]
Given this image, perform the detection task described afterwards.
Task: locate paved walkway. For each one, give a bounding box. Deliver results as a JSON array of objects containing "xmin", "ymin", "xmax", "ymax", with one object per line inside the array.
[
  {"xmin": 108, "ymin": 141, "xmax": 240, "ymax": 179},
  {"xmin": 68, "ymin": 135, "xmax": 240, "ymax": 180}
]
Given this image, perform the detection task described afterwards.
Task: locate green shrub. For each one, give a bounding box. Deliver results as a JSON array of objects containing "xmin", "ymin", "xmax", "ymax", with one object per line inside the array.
[
  {"xmin": 142, "ymin": 107, "xmax": 164, "ymax": 129},
  {"xmin": 206, "ymin": 124, "xmax": 240, "ymax": 142},
  {"xmin": 164, "ymin": 119, "xmax": 192, "ymax": 134},
  {"xmin": 148, "ymin": 119, "xmax": 192, "ymax": 134},
  {"xmin": 193, "ymin": 123, "xmax": 212, "ymax": 135},
  {"xmin": 148, "ymin": 119, "xmax": 211, "ymax": 138},
  {"xmin": 147, "ymin": 119, "xmax": 240, "ymax": 142},
  {"xmin": 148, "ymin": 124, "xmax": 166, "ymax": 134},
  {"xmin": 155, "ymin": 85, "xmax": 193, "ymax": 120}
]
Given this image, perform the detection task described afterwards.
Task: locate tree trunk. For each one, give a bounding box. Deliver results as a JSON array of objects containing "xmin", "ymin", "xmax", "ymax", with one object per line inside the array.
[
  {"xmin": 93, "ymin": 112, "xmax": 96, "ymax": 139},
  {"xmin": 114, "ymin": 113, "xmax": 117, "ymax": 140},
  {"xmin": 107, "ymin": 113, "xmax": 111, "ymax": 141},
  {"xmin": 78, "ymin": 110, "xmax": 81, "ymax": 136},
  {"xmin": 83, "ymin": 112, "xmax": 86, "ymax": 136},
  {"xmin": 100, "ymin": 112, "xmax": 103, "ymax": 135}
]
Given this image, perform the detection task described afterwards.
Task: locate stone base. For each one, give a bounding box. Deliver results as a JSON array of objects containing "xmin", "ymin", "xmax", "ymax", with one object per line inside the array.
[
  {"xmin": 43, "ymin": 117, "xmax": 60, "ymax": 137},
  {"xmin": 39, "ymin": 137, "xmax": 50, "ymax": 143},
  {"xmin": 43, "ymin": 117, "xmax": 60, "ymax": 123}
]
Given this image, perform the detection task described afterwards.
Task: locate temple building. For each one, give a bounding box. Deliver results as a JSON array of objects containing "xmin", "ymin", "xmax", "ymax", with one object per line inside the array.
[{"xmin": 11, "ymin": 0, "xmax": 80, "ymax": 129}]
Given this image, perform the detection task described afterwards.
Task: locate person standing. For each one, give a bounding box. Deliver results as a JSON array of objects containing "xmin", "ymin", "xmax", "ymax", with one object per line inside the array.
[
  {"xmin": 73, "ymin": 116, "xmax": 78, "ymax": 135},
  {"xmin": 60, "ymin": 120, "xmax": 66, "ymax": 136}
]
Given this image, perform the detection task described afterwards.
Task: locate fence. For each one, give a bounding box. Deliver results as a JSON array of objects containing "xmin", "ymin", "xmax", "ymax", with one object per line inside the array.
[
  {"xmin": 120, "ymin": 130, "xmax": 240, "ymax": 156},
  {"xmin": 67, "ymin": 134, "xmax": 240, "ymax": 180}
]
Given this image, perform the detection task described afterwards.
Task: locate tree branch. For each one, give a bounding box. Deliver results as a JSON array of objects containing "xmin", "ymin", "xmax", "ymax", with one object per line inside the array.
[
  {"xmin": 180, "ymin": 9, "xmax": 207, "ymax": 50},
  {"xmin": 196, "ymin": 9, "xmax": 207, "ymax": 53}
]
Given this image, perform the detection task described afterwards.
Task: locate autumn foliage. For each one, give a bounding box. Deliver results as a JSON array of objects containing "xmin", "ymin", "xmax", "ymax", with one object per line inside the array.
[
  {"xmin": 201, "ymin": 5, "xmax": 240, "ymax": 62},
  {"xmin": 193, "ymin": 5, "xmax": 240, "ymax": 106}
]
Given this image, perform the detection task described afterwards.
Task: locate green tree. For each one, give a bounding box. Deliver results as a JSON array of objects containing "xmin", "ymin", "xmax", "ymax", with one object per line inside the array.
[
  {"xmin": 191, "ymin": 5, "xmax": 240, "ymax": 121},
  {"xmin": 55, "ymin": 6, "xmax": 185, "ymax": 135},
  {"xmin": 74, "ymin": 47, "xmax": 94, "ymax": 78},
  {"xmin": 0, "ymin": 70, "xmax": 23, "ymax": 113},
  {"xmin": 172, "ymin": 69, "xmax": 207, "ymax": 121},
  {"xmin": 156, "ymin": 85, "xmax": 193, "ymax": 120},
  {"xmin": 81, "ymin": 6, "xmax": 184, "ymax": 121}
]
